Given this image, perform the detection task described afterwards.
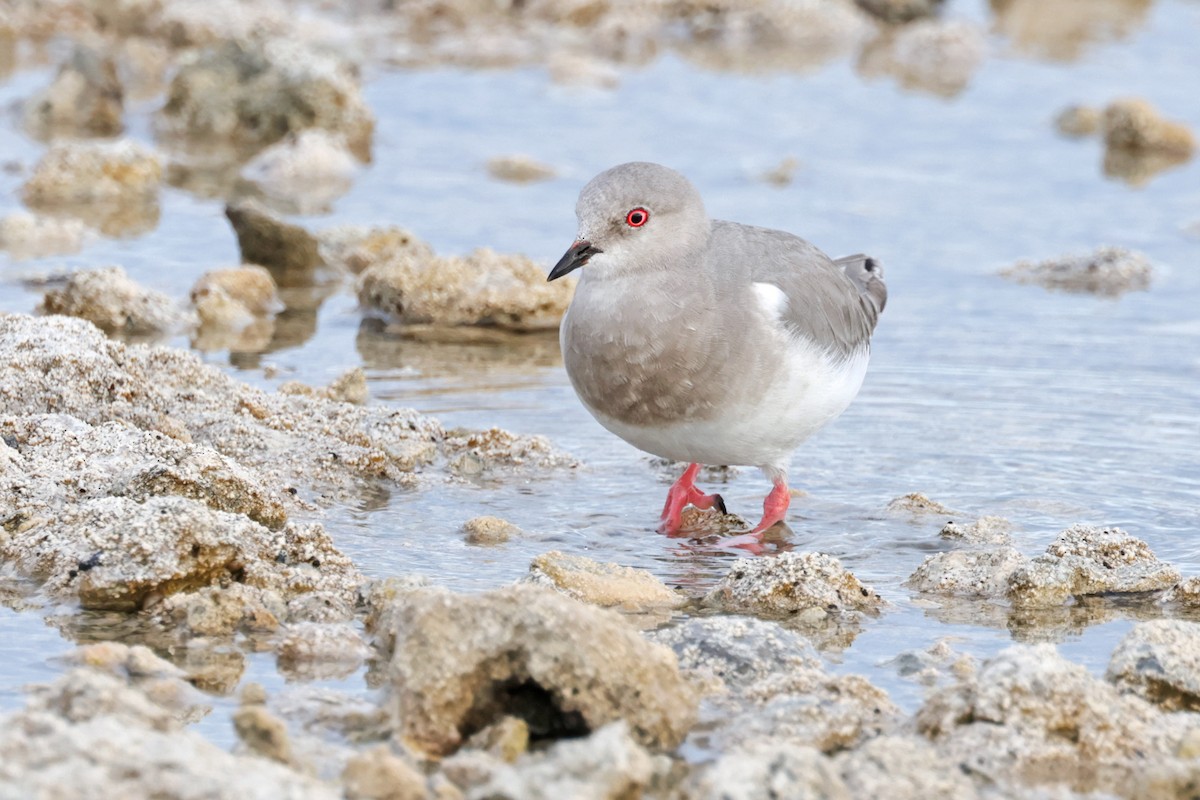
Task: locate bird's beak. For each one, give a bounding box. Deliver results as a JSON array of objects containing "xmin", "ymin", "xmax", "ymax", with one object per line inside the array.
[{"xmin": 548, "ymin": 240, "xmax": 602, "ymax": 282}]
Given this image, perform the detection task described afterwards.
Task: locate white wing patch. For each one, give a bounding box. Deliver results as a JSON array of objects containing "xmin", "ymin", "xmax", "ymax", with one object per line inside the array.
[{"xmin": 752, "ymin": 282, "xmax": 789, "ymax": 323}]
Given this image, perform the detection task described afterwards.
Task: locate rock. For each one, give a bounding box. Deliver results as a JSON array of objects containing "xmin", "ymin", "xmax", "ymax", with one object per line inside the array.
[
  {"xmin": 858, "ymin": 20, "xmax": 985, "ymax": 98},
  {"xmin": 0, "ymin": 211, "xmax": 94, "ymax": 260},
  {"xmin": 461, "ymin": 515, "xmax": 522, "ymax": 546},
  {"xmin": 465, "ymin": 716, "xmax": 529, "ymax": 763},
  {"xmin": 759, "ymin": 157, "xmax": 799, "ymax": 187},
  {"xmin": 443, "ymin": 427, "xmax": 578, "ymax": 476},
  {"xmin": 0, "ymin": 412, "xmax": 289, "ymax": 529},
  {"xmin": 885, "ymin": 492, "xmax": 956, "ymax": 515},
  {"xmin": 1102, "ymin": 98, "xmax": 1196, "ymax": 157},
  {"xmin": 938, "ymin": 515, "xmax": 1012, "ymax": 545},
  {"xmin": 275, "ymin": 622, "xmax": 369, "ymax": 681},
  {"xmin": 906, "ymin": 546, "xmax": 1028, "ymax": 598},
  {"xmin": 1007, "ymin": 524, "xmax": 1180, "ymax": 607},
  {"xmin": 38, "ymin": 266, "xmax": 183, "ymax": 337},
  {"xmin": 703, "ymin": 552, "xmax": 883, "ymax": 618},
  {"xmin": 1107, "ymin": 620, "xmax": 1200, "ymax": 711},
  {"xmin": 854, "ymin": 0, "xmax": 944, "ymax": 24},
  {"xmin": 524, "ymin": 551, "xmax": 684, "ymax": 612},
  {"xmin": 279, "ymin": 368, "xmax": 369, "ymax": 405},
  {"xmin": 242, "ymin": 130, "xmax": 360, "ymax": 213},
  {"xmin": 485, "ymin": 155, "xmax": 556, "ymax": 183},
  {"xmin": 148, "ymin": 583, "xmax": 287, "ymax": 637},
  {"xmin": 66, "ymin": 642, "xmax": 209, "ymax": 723},
  {"xmin": 1000, "ymin": 246, "xmax": 1153, "ymax": 297},
  {"xmin": 23, "ymin": 43, "xmax": 124, "ymax": 138},
  {"xmin": 448, "ymin": 722, "xmax": 658, "ymax": 800},
  {"xmin": 191, "ymin": 265, "xmax": 281, "ymax": 320},
  {"xmin": 234, "ymin": 704, "xmax": 295, "ymax": 765},
  {"xmin": 357, "ymin": 248, "xmax": 573, "ymax": 332},
  {"xmin": 1162, "ymin": 577, "xmax": 1200, "ymax": 606},
  {"xmin": 990, "ymin": 0, "xmax": 1152, "ymax": 61},
  {"xmin": 883, "ymin": 640, "xmax": 976, "ymax": 688},
  {"xmin": 0, "ymin": 663, "xmax": 338, "ymax": 799},
  {"xmin": 545, "ymin": 52, "xmax": 620, "ymax": 88},
  {"xmin": 318, "ymin": 225, "xmax": 434, "ymax": 275},
  {"xmin": 1055, "ymin": 104, "xmax": 1101, "ymax": 137},
  {"xmin": 915, "ymin": 643, "xmax": 1200, "ymax": 795},
  {"xmin": 342, "ymin": 745, "xmax": 429, "ymax": 800},
  {"xmin": 651, "ymin": 616, "xmax": 897, "ymax": 754},
  {"xmin": 835, "ymin": 734, "xmax": 979, "ymax": 799},
  {"xmin": 22, "ymin": 138, "xmax": 161, "ymax": 205},
  {"xmin": 382, "ymin": 585, "xmax": 697, "ymax": 755},
  {"xmin": 158, "ymin": 38, "xmax": 374, "ymax": 160},
  {"xmin": 678, "ymin": 741, "xmax": 849, "ymax": 800},
  {"xmin": 226, "ymin": 199, "xmax": 323, "ymax": 275}
]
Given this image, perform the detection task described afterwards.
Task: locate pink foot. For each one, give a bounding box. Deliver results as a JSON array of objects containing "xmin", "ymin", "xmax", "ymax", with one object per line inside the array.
[
  {"xmin": 748, "ymin": 478, "xmax": 791, "ymax": 535},
  {"xmin": 658, "ymin": 463, "xmax": 727, "ymax": 533}
]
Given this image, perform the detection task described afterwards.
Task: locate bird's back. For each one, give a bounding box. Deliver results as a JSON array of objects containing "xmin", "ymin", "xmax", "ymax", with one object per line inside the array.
[{"xmin": 705, "ymin": 221, "xmax": 884, "ymax": 359}]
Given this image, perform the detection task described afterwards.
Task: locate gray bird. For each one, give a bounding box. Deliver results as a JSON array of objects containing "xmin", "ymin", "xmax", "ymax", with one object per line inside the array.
[{"xmin": 548, "ymin": 162, "xmax": 886, "ymax": 538}]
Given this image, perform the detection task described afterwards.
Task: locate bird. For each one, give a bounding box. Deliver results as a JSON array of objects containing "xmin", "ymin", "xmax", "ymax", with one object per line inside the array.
[{"xmin": 547, "ymin": 162, "xmax": 886, "ymax": 539}]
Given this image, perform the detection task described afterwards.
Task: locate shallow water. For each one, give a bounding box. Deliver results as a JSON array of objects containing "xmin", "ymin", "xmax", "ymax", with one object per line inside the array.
[{"xmin": 2, "ymin": 0, "xmax": 1199, "ymax": 751}]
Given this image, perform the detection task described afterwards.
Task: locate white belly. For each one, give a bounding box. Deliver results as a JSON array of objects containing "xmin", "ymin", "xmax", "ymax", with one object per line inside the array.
[{"xmin": 586, "ymin": 339, "xmax": 869, "ymax": 472}]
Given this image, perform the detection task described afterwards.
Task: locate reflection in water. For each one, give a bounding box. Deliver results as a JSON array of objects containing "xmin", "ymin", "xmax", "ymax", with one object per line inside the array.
[
  {"xmin": 356, "ymin": 317, "xmax": 562, "ymax": 384},
  {"xmin": 1103, "ymin": 146, "xmax": 1192, "ymax": 186},
  {"xmin": 23, "ymin": 197, "xmax": 161, "ymax": 239},
  {"xmin": 857, "ymin": 21, "xmax": 985, "ymax": 98},
  {"xmin": 990, "ymin": 0, "xmax": 1153, "ymax": 61}
]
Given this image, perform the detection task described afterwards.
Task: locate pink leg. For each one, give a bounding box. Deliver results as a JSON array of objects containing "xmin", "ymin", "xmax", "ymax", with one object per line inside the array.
[
  {"xmin": 658, "ymin": 463, "xmax": 726, "ymax": 533},
  {"xmin": 748, "ymin": 478, "xmax": 791, "ymax": 534}
]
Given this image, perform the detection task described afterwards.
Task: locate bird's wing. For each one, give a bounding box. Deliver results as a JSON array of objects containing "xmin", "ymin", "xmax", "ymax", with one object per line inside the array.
[{"xmin": 708, "ymin": 221, "xmax": 881, "ymax": 358}]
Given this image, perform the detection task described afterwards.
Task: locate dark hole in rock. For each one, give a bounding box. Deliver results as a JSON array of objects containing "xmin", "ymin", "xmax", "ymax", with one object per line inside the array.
[{"xmin": 462, "ymin": 679, "xmax": 590, "ymax": 745}]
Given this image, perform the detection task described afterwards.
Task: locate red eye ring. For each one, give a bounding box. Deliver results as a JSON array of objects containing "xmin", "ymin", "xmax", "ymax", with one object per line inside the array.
[{"xmin": 625, "ymin": 207, "xmax": 649, "ymax": 227}]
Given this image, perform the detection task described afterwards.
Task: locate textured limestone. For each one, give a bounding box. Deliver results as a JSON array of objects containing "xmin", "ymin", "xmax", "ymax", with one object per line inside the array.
[
  {"xmin": 1103, "ymin": 98, "xmax": 1195, "ymax": 157},
  {"xmin": 278, "ymin": 368, "xmax": 369, "ymax": 405},
  {"xmin": 0, "ymin": 211, "xmax": 94, "ymax": 260},
  {"xmin": 524, "ymin": 551, "xmax": 685, "ymax": 612},
  {"xmin": 1107, "ymin": 620, "xmax": 1200, "ymax": 711},
  {"xmin": 916, "ymin": 643, "xmax": 1200, "ymax": 795},
  {"xmin": 461, "ymin": 515, "xmax": 523, "ymax": 546},
  {"xmin": 191, "ymin": 265, "xmax": 281, "ymax": 320},
  {"xmin": 382, "ymin": 585, "xmax": 697, "ymax": 756},
  {"xmin": 485, "ymin": 155, "xmax": 556, "ymax": 183},
  {"xmin": 677, "ymin": 741, "xmax": 850, "ymax": 800},
  {"xmin": 885, "ymin": 492, "xmax": 956, "ymax": 515},
  {"xmin": 158, "ymin": 38, "xmax": 374, "ymax": 159},
  {"xmin": 1001, "ymin": 247, "xmax": 1153, "ymax": 297},
  {"xmin": 835, "ymin": 734, "xmax": 979, "ymax": 800},
  {"xmin": 22, "ymin": 139, "xmax": 162, "ymax": 205},
  {"xmin": 275, "ymin": 622, "xmax": 369, "ymax": 681},
  {"xmin": 703, "ymin": 552, "xmax": 883, "ymax": 618},
  {"xmin": 39, "ymin": 266, "xmax": 184, "ymax": 336},
  {"xmin": 907, "ymin": 546, "xmax": 1028, "ymax": 598},
  {"xmin": 342, "ymin": 745, "xmax": 429, "ymax": 800},
  {"xmin": 356, "ymin": 248, "xmax": 573, "ymax": 332},
  {"xmin": 23, "ymin": 43, "xmax": 124, "ymax": 138},
  {"xmin": 1007, "ymin": 524, "xmax": 1180, "ymax": 607},
  {"xmin": 148, "ymin": 582, "xmax": 287, "ymax": 637},
  {"xmin": 938, "ymin": 515, "xmax": 1013, "ymax": 545},
  {"xmin": 318, "ymin": 225, "xmax": 434, "ymax": 276}
]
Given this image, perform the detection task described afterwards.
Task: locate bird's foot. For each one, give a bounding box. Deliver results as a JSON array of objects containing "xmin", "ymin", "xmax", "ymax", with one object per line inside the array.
[
  {"xmin": 658, "ymin": 463, "xmax": 726, "ymax": 533},
  {"xmin": 747, "ymin": 479, "xmax": 791, "ymax": 535}
]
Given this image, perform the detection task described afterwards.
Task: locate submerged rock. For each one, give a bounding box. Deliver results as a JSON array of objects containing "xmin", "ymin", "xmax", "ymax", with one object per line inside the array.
[
  {"xmin": 226, "ymin": 199, "xmax": 323, "ymax": 275},
  {"xmin": 22, "ymin": 139, "xmax": 162, "ymax": 205},
  {"xmin": 938, "ymin": 515, "xmax": 1012, "ymax": 545},
  {"xmin": 461, "ymin": 515, "xmax": 523, "ymax": 546},
  {"xmin": 20, "ymin": 139, "xmax": 162, "ymax": 236},
  {"xmin": 885, "ymin": 492, "xmax": 957, "ymax": 515},
  {"xmin": 485, "ymin": 155, "xmax": 556, "ymax": 183},
  {"xmin": 907, "ymin": 546, "xmax": 1028, "ymax": 598},
  {"xmin": 356, "ymin": 248, "xmax": 573, "ymax": 332},
  {"xmin": 443, "ymin": 722, "xmax": 659, "ymax": 800},
  {"xmin": 1000, "ymin": 246, "xmax": 1153, "ymax": 297},
  {"xmin": 242, "ymin": 130, "xmax": 360, "ymax": 213},
  {"xmin": 0, "ymin": 211, "xmax": 94, "ymax": 260},
  {"xmin": 1007, "ymin": 524, "xmax": 1180, "ymax": 607},
  {"xmin": 1102, "ymin": 98, "xmax": 1195, "ymax": 157},
  {"xmin": 1107, "ymin": 620, "xmax": 1200, "ymax": 712},
  {"xmin": 524, "ymin": 551, "xmax": 684, "ymax": 612},
  {"xmin": 916, "ymin": 643, "xmax": 1200, "ymax": 795},
  {"xmin": 23, "ymin": 43, "xmax": 124, "ymax": 139},
  {"xmin": 39, "ymin": 266, "xmax": 184, "ymax": 337},
  {"xmin": 0, "ymin": 661, "xmax": 338, "ymax": 799},
  {"xmin": 858, "ymin": 20, "xmax": 984, "ymax": 97},
  {"xmin": 158, "ymin": 38, "xmax": 374, "ymax": 160},
  {"xmin": 703, "ymin": 552, "xmax": 883, "ymax": 619},
  {"xmin": 381, "ymin": 584, "xmax": 698, "ymax": 756},
  {"xmin": 652, "ymin": 615, "xmax": 897, "ymax": 754}
]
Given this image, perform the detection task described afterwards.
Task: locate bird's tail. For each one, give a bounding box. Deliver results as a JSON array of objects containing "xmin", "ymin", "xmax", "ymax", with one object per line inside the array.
[{"xmin": 835, "ymin": 253, "xmax": 887, "ymax": 329}]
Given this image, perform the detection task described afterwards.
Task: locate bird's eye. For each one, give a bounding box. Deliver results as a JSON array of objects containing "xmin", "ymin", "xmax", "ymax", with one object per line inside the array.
[{"xmin": 625, "ymin": 208, "xmax": 649, "ymax": 228}]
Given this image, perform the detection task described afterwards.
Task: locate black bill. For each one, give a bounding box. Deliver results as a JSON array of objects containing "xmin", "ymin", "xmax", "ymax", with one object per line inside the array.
[{"xmin": 547, "ymin": 240, "xmax": 602, "ymax": 281}]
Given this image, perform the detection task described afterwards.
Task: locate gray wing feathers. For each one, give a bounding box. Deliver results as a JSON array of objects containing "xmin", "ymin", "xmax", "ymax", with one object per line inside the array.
[{"xmin": 707, "ymin": 222, "xmax": 884, "ymax": 357}]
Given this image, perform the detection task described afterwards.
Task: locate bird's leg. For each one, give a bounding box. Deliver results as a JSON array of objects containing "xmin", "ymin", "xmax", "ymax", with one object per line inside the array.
[
  {"xmin": 658, "ymin": 463, "xmax": 727, "ymax": 533},
  {"xmin": 748, "ymin": 477, "xmax": 791, "ymax": 534}
]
